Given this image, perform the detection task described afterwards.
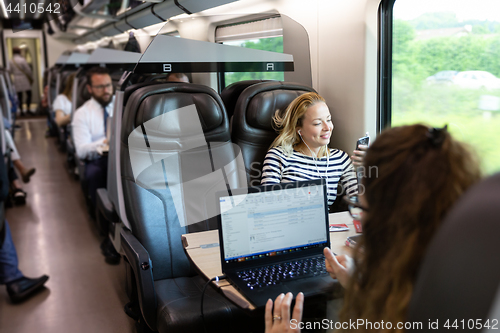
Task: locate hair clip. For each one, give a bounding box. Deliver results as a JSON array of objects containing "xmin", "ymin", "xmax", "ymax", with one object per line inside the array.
[{"xmin": 426, "ymin": 125, "xmax": 448, "ymax": 147}]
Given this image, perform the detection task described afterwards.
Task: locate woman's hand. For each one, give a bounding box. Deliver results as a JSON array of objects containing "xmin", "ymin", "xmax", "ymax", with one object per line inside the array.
[
  {"xmin": 351, "ymin": 145, "xmax": 368, "ymax": 168},
  {"xmin": 324, "ymin": 247, "xmax": 353, "ymax": 288},
  {"xmin": 265, "ymin": 292, "xmax": 304, "ymax": 333}
]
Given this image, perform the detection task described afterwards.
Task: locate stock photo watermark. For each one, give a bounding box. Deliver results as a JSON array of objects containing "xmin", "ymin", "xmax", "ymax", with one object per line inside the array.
[{"xmin": 289, "ymin": 318, "xmax": 499, "ymax": 331}]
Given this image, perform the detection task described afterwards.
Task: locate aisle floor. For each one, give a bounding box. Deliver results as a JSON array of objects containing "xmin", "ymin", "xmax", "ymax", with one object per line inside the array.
[{"xmin": 0, "ymin": 119, "xmax": 135, "ymax": 333}]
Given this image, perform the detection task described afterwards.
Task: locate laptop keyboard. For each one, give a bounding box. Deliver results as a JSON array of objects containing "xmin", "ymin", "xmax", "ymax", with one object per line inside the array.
[{"xmin": 236, "ymin": 256, "xmax": 328, "ymax": 289}]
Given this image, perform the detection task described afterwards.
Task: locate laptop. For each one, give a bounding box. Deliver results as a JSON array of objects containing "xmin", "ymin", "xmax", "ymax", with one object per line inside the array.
[{"xmin": 217, "ymin": 179, "xmax": 335, "ymax": 308}]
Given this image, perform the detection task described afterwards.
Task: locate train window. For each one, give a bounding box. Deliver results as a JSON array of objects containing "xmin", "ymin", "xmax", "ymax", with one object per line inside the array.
[
  {"xmin": 215, "ymin": 17, "xmax": 285, "ymax": 87},
  {"xmin": 382, "ymin": 0, "xmax": 500, "ymax": 175}
]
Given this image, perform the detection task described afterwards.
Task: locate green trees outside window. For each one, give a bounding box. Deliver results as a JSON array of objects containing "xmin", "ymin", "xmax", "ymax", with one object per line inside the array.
[
  {"xmin": 392, "ymin": 9, "xmax": 500, "ymax": 175},
  {"xmin": 223, "ymin": 36, "xmax": 285, "ymax": 87}
]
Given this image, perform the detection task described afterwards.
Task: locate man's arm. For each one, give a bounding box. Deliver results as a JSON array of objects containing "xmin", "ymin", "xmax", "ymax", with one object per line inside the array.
[{"xmin": 71, "ymin": 110, "xmax": 104, "ymax": 160}]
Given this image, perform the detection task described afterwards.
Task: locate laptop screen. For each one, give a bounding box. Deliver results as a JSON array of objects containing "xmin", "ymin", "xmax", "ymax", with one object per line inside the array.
[{"xmin": 218, "ymin": 180, "xmax": 329, "ymax": 268}]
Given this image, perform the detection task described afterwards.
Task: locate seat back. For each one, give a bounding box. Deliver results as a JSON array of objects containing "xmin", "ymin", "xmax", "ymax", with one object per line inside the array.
[
  {"xmin": 59, "ymin": 70, "xmax": 74, "ymax": 94},
  {"xmin": 0, "ymin": 74, "xmax": 10, "ymax": 123},
  {"xmin": 121, "ymin": 82, "xmax": 243, "ymax": 280},
  {"xmin": 106, "ymin": 78, "xmax": 169, "ymax": 232},
  {"xmin": 231, "ymin": 81, "xmax": 316, "ymax": 186},
  {"xmin": 0, "ymin": 106, "xmax": 8, "ymax": 228},
  {"xmin": 407, "ymin": 173, "xmax": 500, "ymax": 332},
  {"xmin": 220, "ymin": 80, "xmax": 268, "ymax": 121},
  {"xmin": 48, "ymin": 67, "xmax": 59, "ymax": 108},
  {"xmin": 75, "ymin": 76, "xmax": 90, "ymax": 110}
]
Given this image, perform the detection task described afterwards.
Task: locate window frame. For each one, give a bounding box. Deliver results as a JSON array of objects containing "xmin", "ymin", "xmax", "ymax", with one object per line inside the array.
[
  {"xmin": 379, "ymin": 0, "xmax": 397, "ymax": 131},
  {"xmin": 215, "ymin": 15, "xmax": 284, "ymax": 90}
]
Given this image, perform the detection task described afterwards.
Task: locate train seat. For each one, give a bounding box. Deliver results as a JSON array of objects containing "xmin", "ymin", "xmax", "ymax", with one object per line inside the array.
[
  {"xmin": 119, "ymin": 82, "xmax": 251, "ymax": 333},
  {"xmin": 96, "ymin": 79, "xmax": 186, "ymax": 245},
  {"xmin": 55, "ymin": 71, "xmax": 77, "ymax": 151},
  {"xmin": 67, "ymin": 75, "xmax": 93, "ymax": 213},
  {"xmin": 407, "ymin": 173, "xmax": 500, "ymax": 332},
  {"xmin": 45, "ymin": 67, "xmax": 60, "ymax": 139},
  {"xmin": 96, "ymin": 79, "xmax": 170, "ymax": 233},
  {"xmin": 95, "ymin": 77, "xmax": 189, "ymax": 247},
  {"xmin": 48, "ymin": 67, "xmax": 59, "ymax": 109},
  {"xmin": 74, "ymin": 76, "xmax": 91, "ymax": 110},
  {"xmin": 231, "ymin": 81, "xmax": 316, "ymax": 186}
]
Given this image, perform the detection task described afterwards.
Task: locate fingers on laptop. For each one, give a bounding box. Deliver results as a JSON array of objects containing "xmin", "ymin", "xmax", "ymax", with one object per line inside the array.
[
  {"xmin": 265, "ymin": 292, "xmax": 303, "ymax": 333},
  {"xmin": 292, "ymin": 292, "xmax": 304, "ymax": 326},
  {"xmin": 274, "ymin": 293, "xmax": 286, "ymax": 328}
]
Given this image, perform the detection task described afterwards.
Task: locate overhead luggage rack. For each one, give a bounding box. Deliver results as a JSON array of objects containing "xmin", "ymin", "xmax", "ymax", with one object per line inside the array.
[
  {"xmin": 55, "ymin": 54, "xmax": 71, "ymax": 65},
  {"xmin": 133, "ymin": 35, "xmax": 294, "ymax": 74},
  {"xmin": 85, "ymin": 48, "xmax": 142, "ymax": 65},
  {"xmin": 62, "ymin": 52, "xmax": 91, "ymax": 70}
]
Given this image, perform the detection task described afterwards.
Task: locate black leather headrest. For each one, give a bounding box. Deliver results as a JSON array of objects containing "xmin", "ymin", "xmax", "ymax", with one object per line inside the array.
[
  {"xmin": 220, "ymin": 80, "xmax": 269, "ymax": 119},
  {"xmin": 123, "ymin": 81, "xmax": 185, "ymax": 107},
  {"xmin": 122, "ymin": 83, "xmax": 229, "ymax": 144},
  {"xmin": 49, "ymin": 69, "xmax": 58, "ymax": 99},
  {"xmin": 76, "ymin": 76, "xmax": 90, "ymax": 109}
]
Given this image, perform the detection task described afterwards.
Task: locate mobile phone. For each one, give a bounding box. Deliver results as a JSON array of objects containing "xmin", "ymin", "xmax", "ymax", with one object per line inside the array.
[
  {"xmin": 346, "ymin": 234, "xmax": 362, "ymax": 248},
  {"xmin": 356, "ymin": 132, "xmax": 370, "ymax": 150}
]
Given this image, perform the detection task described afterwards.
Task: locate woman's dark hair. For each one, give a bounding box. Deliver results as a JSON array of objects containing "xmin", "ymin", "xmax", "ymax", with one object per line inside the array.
[
  {"xmin": 338, "ymin": 124, "xmax": 481, "ymax": 331},
  {"xmin": 62, "ymin": 73, "xmax": 76, "ymax": 100}
]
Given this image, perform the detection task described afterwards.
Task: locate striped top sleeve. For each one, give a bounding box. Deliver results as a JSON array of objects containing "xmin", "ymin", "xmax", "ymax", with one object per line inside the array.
[{"xmin": 261, "ymin": 146, "xmax": 358, "ymax": 206}]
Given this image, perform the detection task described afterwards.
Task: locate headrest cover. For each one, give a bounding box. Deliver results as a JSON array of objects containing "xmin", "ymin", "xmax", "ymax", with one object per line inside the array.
[
  {"xmin": 246, "ymin": 90, "xmax": 308, "ymax": 131},
  {"xmin": 77, "ymin": 77, "xmax": 90, "ymax": 108},
  {"xmin": 220, "ymin": 80, "xmax": 268, "ymax": 118},
  {"xmin": 122, "ymin": 83, "xmax": 229, "ymax": 144},
  {"xmin": 135, "ymin": 92, "xmax": 223, "ymax": 133}
]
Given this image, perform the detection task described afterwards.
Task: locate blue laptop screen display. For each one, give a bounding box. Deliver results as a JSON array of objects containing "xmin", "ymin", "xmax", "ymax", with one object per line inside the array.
[{"xmin": 219, "ymin": 183, "xmax": 328, "ymax": 263}]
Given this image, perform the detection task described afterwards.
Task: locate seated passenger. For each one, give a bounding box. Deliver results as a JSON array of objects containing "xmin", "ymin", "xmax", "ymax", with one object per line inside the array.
[
  {"xmin": 1, "ymin": 220, "xmax": 49, "ymax": 302},
  {"xmin": 0, "ymin": 155, "xmax": 48, "ymax": 303},
  {"xmin": 71, "ymin": 66, "xmax": 114, "ymax": 209},
  {"xmin": 261, "ymin": 92, "xmax": 357, "ymax": 209},
  {"xmin": 71, "ymin": 67, "xmax": 119, "ymax": 264},
  {"xmin": 165, "ymin": 72, "xmax": 190, "ymax": 83},
  {"xmin": 265, "ymin": 124, "xmax": 482, "ymax": 332},
  {"xmin": 2, "ymin": 122, "xmax": 34, "ymax": 205},
  {"xmin": 53, "ymin": 73, "xmax": 75, "ymax": 127},
  {"xmin": 5, "ymin": 130, "xmax": 35, "ymax": 184},
  {"xmin": 8, "ymin": 166, "xmax": 27, "ymax": 206}
]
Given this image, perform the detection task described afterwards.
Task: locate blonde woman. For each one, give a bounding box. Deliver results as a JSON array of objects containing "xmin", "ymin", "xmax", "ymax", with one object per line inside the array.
[{"xmin": 261, "ymin": 92, "xmax": 357, "ymax": 210}]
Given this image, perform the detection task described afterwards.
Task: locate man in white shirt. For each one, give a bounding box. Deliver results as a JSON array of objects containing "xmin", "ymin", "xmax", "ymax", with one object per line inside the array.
[
  {"xmin": 71, "ymin": 67, "xmax": 114, "ymax": 212},
  {"xmin": 72, "ymin": 67, "xmax": 119, "ymax": 264}
]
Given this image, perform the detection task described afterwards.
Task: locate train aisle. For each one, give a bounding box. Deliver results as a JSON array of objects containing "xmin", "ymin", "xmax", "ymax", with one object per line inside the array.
[{"xmin": 0, "ymin": 119, "xmax": 134, "ymax": 333}]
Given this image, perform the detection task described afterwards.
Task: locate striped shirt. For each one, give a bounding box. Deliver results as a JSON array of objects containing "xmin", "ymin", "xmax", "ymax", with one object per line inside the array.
[{"xmin": 261, "ymin": 146, "xmax": 358, "ymax": 206}]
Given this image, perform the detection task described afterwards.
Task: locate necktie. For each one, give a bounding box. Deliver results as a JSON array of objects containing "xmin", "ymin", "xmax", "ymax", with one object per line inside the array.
[{"xmin": 103, "ymin": 106, "xmax": 109, "ymax": 136}]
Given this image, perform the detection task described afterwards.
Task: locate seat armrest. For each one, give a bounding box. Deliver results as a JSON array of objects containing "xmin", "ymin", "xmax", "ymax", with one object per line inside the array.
[
  {"xmin": 96, "ymin": 188, "xmax": 119, "ymax": 223},
  {"xmin": 66, "ymin": 136, "xmax": 74, "ymax": 153},
  {"xmin": 120, "ymin": 228, "xmax": 157, "ymax": 331}
]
